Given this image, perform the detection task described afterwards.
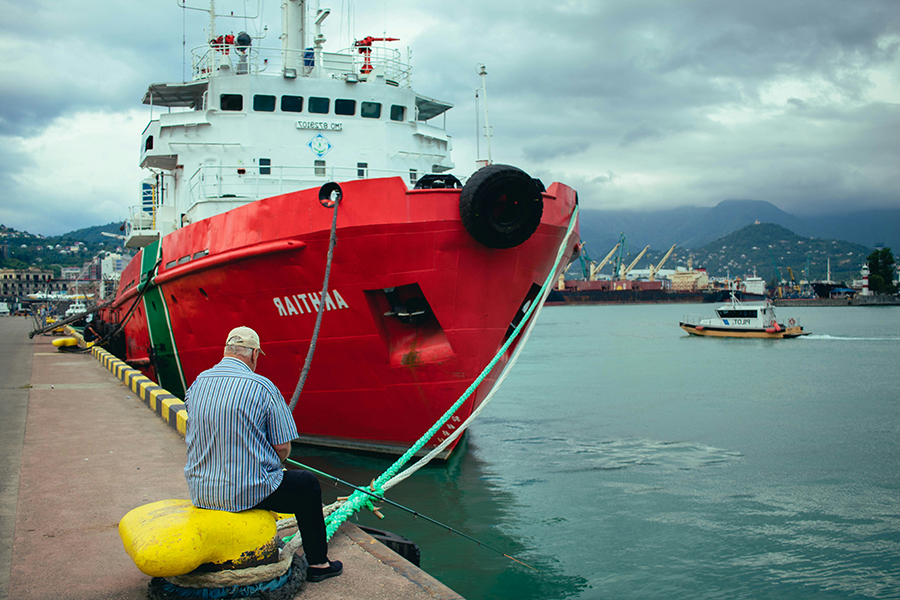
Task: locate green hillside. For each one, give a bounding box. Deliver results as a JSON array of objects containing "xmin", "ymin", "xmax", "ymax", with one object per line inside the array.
[
  {"xmin": 692, "ymin": 223, "xmax": 871, "ymax": 283},
  {"xmin": 0, "ymin": 222, "xmax": 127, "ymax": 274}
]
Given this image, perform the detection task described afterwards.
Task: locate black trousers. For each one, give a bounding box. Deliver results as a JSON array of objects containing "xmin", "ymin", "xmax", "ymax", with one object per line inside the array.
[{"xmin": 253, "ymin": 470, "xmax": 328, "ymax": 565}]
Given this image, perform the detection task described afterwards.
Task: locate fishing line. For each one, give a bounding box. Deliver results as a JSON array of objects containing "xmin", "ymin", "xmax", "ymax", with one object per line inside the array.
[{"xmin": 286, "ymin": 458, "xmax": 538, "ymax": 571}]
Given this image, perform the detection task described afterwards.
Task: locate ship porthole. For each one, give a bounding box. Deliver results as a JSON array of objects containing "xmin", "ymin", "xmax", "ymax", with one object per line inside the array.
[{"xmin": 459, "ymin": 164, "xmax": 543, "ymax": 249}]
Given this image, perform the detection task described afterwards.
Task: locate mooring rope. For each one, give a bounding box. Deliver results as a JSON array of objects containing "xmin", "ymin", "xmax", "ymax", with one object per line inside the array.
[
  {"xmin": 384, "ymin": 206, "xmax": 579, "ymax": 490},
  {"xmin": 288, "ymin": 194, "xmax": 340, "ymax": 413},
  {"xmin": 317, "ymin": 205, "xmax": 579, "ymax": 538}
]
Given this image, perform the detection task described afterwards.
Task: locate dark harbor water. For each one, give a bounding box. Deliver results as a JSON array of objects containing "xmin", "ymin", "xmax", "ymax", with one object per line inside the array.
[{"xmin": 292, "ymin": 304, "xmax": 900, "ymax": 599}]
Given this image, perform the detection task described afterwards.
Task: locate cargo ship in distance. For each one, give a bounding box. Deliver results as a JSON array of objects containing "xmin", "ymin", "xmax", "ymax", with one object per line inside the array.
[
  {"xmin": 546, "ymin": 245, "xmax": 765, "ymax": 305},
  {"xmin": 97, "ymin": 0, "xmax": 580, "ymax": 457}
]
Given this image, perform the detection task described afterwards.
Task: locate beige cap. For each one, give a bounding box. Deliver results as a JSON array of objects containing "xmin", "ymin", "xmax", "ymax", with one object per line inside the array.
[{"xmin": 226, "ymin": 326, "xmax": 265, "ymax": 354}]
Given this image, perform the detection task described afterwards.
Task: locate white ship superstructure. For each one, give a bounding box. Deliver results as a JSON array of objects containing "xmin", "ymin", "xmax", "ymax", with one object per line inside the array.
[{"xmin": 128, "ymin": 0, "xmax": 455, "ymax": 248}]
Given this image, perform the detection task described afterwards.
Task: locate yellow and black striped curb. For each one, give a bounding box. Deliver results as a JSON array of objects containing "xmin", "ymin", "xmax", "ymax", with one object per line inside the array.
[{"xmin": 92, "ymin": 346, "xmax": 188, "ymax": 438}]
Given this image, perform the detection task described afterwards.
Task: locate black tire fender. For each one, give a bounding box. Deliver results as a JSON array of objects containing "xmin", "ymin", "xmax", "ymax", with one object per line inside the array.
[{"xmin": 459, "ymin": 164, "xmax": 544, "ymax": 249}]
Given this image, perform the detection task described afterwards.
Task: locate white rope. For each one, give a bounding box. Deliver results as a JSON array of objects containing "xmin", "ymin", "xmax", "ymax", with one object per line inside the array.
[{"xmin": 382, "ymin": 206, "xmax": 579, "ymax": 491}]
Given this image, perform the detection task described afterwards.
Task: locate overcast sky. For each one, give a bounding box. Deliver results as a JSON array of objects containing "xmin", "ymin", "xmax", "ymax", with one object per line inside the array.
[{"xmin": 1, "ymin": 0, "xmax": 898, "ymax": 236}]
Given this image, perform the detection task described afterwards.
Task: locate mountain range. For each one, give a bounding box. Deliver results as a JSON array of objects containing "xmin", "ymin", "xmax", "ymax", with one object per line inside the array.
[{"xmin": 578, "ymin": 200, "xmax": 900, "ymax": 254}]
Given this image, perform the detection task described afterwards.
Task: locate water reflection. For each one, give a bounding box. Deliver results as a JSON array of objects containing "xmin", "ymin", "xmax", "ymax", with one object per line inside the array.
[{"xmin": 290, "ymin": 434, "xmax": 590, "ymax": 599}]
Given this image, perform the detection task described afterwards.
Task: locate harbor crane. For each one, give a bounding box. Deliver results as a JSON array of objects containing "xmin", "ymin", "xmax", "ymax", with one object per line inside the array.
[
  {"xmin": 576, "ymin": 242, "xmax": 622, "ymax": 281},
  {"xmin": 621, "ymin": 245, "xmax": 650, "ymax": 279},
  {"xmin": 767, "ymin": 248, "xmax": 783, "ymax": 283},
  {"xmin": 648, "ymin": 244, "xmax": 676, "ymax": 281}
]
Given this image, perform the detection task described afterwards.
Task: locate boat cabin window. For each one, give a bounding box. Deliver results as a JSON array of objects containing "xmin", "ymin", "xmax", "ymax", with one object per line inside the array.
[
  {"xmin": 220, "ymin": 94, "xmax": 243, "ymax": 111},
  {"xmin": 309, "ymin": 97, "xmax": 330, "ymax": 114},
  {"xmin": 281, "ymin": 95, "xmax": 303, "ymax": 112},
  {"xmin": 335, "ymin": 99, "xmax": 356, "ymax": 116},
  {"xmin": 357, "ymin": 162, "xmax": 367, "ymax": 178},
  {"xmin": 315, "ymin": 160, "xmax": 326, "ymax": 176},
  {"xmin": 409, "ymin": 169, "xmax": 417, "ymax": 184},
  {"xmin": 253, "ymin": 95, "xmax": 276, "ymax": 112},
  {"xmin": 390, "ymin": 105, "xmax": 405, "ymax": 121},
  {"xmin": 259, "ymin": 158, "xmax": 271, "ymax": 175},
  {"xmin": 361, "ymin": 102, "xmax": 382, "ymax": 119},
  {"xmin": 717, "ymin": 309, "xmax": 758, "ymax": 318}
]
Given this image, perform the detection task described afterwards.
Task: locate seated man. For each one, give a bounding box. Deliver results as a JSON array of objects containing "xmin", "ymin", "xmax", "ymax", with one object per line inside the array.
[{"xmin": 183, "ymin": 326, "xmax": 342, "ymax": 582}]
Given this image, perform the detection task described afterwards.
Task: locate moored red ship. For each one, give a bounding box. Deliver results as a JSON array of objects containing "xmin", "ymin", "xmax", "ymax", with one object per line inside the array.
[{"xmin": 98, "ymin": 1, "xmax": 579, "ymax": 456}]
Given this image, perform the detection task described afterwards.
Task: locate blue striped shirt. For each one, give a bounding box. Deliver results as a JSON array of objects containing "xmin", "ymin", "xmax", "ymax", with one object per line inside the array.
[{"xmin": 183, "ymin": 357, "xmax": 299, "ymax": 511}]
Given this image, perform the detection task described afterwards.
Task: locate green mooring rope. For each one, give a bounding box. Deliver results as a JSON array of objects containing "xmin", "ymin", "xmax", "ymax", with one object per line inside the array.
[{"xmin": 320, "ymin": 206, "xmax": 579, "ymax": 539}]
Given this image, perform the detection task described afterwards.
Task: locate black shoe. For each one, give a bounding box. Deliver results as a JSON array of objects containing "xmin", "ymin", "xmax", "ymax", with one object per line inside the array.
[{"xmin": 307, "ymin": 560, "xmax": 343, "ymax": 582}]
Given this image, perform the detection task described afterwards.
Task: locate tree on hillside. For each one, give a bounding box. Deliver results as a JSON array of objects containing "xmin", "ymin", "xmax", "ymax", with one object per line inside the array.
[{"xmin": 867, "ymin": 248, "xmax": 897, "ymax": 294}]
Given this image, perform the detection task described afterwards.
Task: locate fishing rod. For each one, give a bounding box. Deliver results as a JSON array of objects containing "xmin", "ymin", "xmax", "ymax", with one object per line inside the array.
[{"xmin": 285, "ymin": 458, "xmax": 538, "ymax": 571}]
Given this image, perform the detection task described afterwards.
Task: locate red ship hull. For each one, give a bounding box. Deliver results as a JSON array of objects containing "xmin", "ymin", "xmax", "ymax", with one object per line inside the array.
[{"xmin": 103, "ymin": 176, "xmax": 578, "ymax": 455}]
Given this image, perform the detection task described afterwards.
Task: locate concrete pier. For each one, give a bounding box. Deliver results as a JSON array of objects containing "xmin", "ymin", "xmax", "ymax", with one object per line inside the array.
[{"xmin": 0, "ymin": 317, "xmax": 463, "ymax": 600}]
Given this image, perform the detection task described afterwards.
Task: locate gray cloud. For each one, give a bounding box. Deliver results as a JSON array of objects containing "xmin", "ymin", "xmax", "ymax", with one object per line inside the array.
[{"xmin": 1, "ymin": 0, "xmax": 898, "ymax": 235}]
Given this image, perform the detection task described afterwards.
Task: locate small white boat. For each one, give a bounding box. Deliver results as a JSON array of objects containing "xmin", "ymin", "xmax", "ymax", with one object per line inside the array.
[
  {"xmin": 680, "ymin": 293, "xmax": 809, "ymax": 339},
  {"xmin": 65, "ymin": 301, "xmax": 87, "ymax": 318}
]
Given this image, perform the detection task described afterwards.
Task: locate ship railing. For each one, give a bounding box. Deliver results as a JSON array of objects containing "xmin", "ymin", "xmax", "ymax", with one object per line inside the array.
[
  {"xmin": 127, "ymin": 205, "xmax": 156, "ymax": 232},
  {"xmin": 681, "ymin": 313, "xmax": 701, "ymax": 325},
  {"xmin": 183, "ymin": 163, "xmax": 456, "ymax": 206},
  {"xmin": 191, "ymin": 44, "xmax": 411, "ymax": 86}
]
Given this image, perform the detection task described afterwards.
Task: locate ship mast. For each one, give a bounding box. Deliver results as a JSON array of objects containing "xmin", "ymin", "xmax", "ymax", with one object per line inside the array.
[
  {"xmin": 209, "ymin": 0, "xmax": 216, "ymax": 45},
  {"xmin": 476, "ymin": 64, "xmax": 493, "ymax": 166},
  {"xmin": 282, "ymin": 0, "xmax": 307, "ymax": 76}
]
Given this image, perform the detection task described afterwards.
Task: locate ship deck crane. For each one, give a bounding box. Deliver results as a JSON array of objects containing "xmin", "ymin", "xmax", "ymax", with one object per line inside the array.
[
  {"xmin": 611, "ymin": 233, "xmax": 627, "ymax": 280},
  {"xmin": 576, "ymin": 242, "xmax": 622, "ymax": 281},
  {"xmin": 591, "ymin": 243, "xmax": 620, "ymax": 280},
  {"xmin": 622, "ymin": 245, "xmax": 650, "ymax": 279},
  {"xmin": 649, "ymin": 244, "xmax": 676, "ymax": 281},
  {"xmin": 576, "ymin": 243, "xmax": 594, "ymax": 279}
]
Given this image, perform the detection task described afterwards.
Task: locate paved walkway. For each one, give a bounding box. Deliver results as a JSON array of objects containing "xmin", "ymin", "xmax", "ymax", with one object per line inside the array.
[{"xmin": 0, "ymin": 318, "xmax": 462, "ymax": 600}]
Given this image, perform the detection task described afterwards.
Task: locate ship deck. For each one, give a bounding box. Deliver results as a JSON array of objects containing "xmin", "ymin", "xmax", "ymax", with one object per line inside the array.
[{"xmin": 0, "ymin": 317, "xmax": 463, "ymax": 600}]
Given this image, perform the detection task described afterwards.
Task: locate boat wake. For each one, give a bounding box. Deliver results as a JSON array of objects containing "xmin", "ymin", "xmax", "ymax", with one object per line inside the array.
[{"xmin": 803, "ymin": 334, "xmax": 900, "ymax": 341}]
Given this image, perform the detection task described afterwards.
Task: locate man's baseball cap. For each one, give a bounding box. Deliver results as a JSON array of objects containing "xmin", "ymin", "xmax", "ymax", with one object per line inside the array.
[{"xmin": 226, "ymin": 326, "xmax": 265, "ymax": 354}]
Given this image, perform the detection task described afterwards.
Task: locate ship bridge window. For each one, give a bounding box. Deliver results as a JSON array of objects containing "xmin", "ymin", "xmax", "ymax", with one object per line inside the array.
[
  {"xmin": 335, "ymin": 99, "xmax": 356, "ymax": 116},
  {"xmin": 361, "ymin": 102, "xmax": 382, "ymax": 119},
  {"xmin": 717, "ymin": 309, "xmax": 758, "ymax": 319},
  {"xmin": 220, "ymin": 94, "xmax": 243, "ymax": 111},
  {"xmin": 282, "ymin": 95, "xmax": 303, "ymax": 112},
  {"xmin": 309, "ymin": 97, "xmax": 330, "ymax": 114},
  {"xmin": 145, "ymin": 136, "xmax": 154, "ymax": 151},
  {"xmin": 390, "ymin": 105, "xmax": 405, "ymax": 121},
  {"xmin": 253, "ymin": 94, "xmax": 276, "ymax": 112}
]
